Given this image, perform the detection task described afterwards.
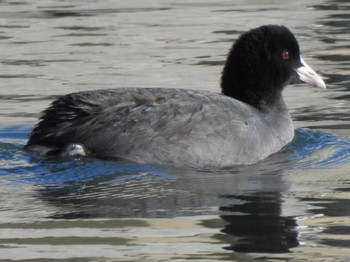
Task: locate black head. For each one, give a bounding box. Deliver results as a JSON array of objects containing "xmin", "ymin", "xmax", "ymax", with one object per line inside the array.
[{"xmin": 221, "ymin": 25, "xmax": 305, "ymax": 110}]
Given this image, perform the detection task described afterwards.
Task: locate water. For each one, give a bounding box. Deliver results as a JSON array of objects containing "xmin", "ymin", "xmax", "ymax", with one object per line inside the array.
[{"xmin": 1, "ymin": 0, "xmax": 350, "ymax": 261}]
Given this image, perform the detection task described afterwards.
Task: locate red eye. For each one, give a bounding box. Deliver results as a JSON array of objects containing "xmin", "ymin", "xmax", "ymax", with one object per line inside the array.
[{"xmin": 282, "ymin": 51, "xmax": 289, "ymax": 60}]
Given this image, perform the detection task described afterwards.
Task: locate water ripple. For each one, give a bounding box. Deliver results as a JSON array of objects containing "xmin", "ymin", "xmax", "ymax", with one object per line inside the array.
[
  {"xmin": 1, "ymin": 126, "xmax": 350, "ymax": 189},
  {"xmin": 287, "ymin": 128, "xmax": 350, "ymax": 169}
]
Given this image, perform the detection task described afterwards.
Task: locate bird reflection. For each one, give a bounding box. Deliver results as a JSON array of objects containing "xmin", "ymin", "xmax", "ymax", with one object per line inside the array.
[{"xmin": 219, "ymin": 193, "xmax": 299, "ymax": 253}]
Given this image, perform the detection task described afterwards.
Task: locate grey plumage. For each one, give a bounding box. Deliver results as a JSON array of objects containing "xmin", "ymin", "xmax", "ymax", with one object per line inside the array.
[
  {"xmin": 26, "ymin": 88, "xmax": 293, "ymax": 168},
  {"xmin": 25, "ymin": 25, "xmax": 325, "ymax": 168}
]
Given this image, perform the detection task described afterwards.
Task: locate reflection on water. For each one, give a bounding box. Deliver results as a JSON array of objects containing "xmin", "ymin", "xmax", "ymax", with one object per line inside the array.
[
  {"xmin": 1, "ymin": 0, "xmax": 350, "ymax": 261},
  {"xmin": 1, "ymin": 127, "xmax": 350, "ymax": 260},
  {"xmin": 220, "ymin": 193, "xmax": 299, "ymax": 253}
]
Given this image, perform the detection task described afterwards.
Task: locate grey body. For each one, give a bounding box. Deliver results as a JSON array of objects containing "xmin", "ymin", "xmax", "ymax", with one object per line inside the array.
[
  {"xmin": 28, "ymin": 88, "xmax": 294, "ymax": 168},
  {"xmin": 27, "ymin": 26, "xmax": 326, "ymax": 169}
]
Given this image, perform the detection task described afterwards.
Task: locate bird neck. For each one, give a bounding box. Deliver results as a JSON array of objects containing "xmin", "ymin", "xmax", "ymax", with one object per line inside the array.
[{"xmin": 221, "ymin": 77, "xmax": 285, "ymax": 112}]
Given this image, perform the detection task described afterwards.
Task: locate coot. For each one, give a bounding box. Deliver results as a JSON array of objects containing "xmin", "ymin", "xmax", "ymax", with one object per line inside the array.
[{"xmin": 25, "ymin": 25, "xmax": 326, "ymax": 168}]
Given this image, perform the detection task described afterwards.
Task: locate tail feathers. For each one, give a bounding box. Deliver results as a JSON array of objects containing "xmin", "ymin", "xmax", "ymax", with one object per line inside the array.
[{"xmin": 27, "ymin": 93, "xmax": 100, "ymax": 147}]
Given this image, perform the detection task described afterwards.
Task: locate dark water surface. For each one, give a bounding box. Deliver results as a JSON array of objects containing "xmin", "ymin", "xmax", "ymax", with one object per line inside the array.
[{"xmin": 1, "ymin": 0, "xmax": 350, "ymax": 261}]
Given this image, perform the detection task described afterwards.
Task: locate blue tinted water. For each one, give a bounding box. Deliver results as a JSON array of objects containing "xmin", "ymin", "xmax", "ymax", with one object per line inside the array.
[
  {"xmin": 2, "ymin": 127, "xmax": 350, "ymax": 188},
  {"xmin": 2, "ymin": 126, "xmax": 350, "ymax": 214},
  {"xmin": 1, "ymin": 126, "xmax": 350, "ymax": 259}
]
